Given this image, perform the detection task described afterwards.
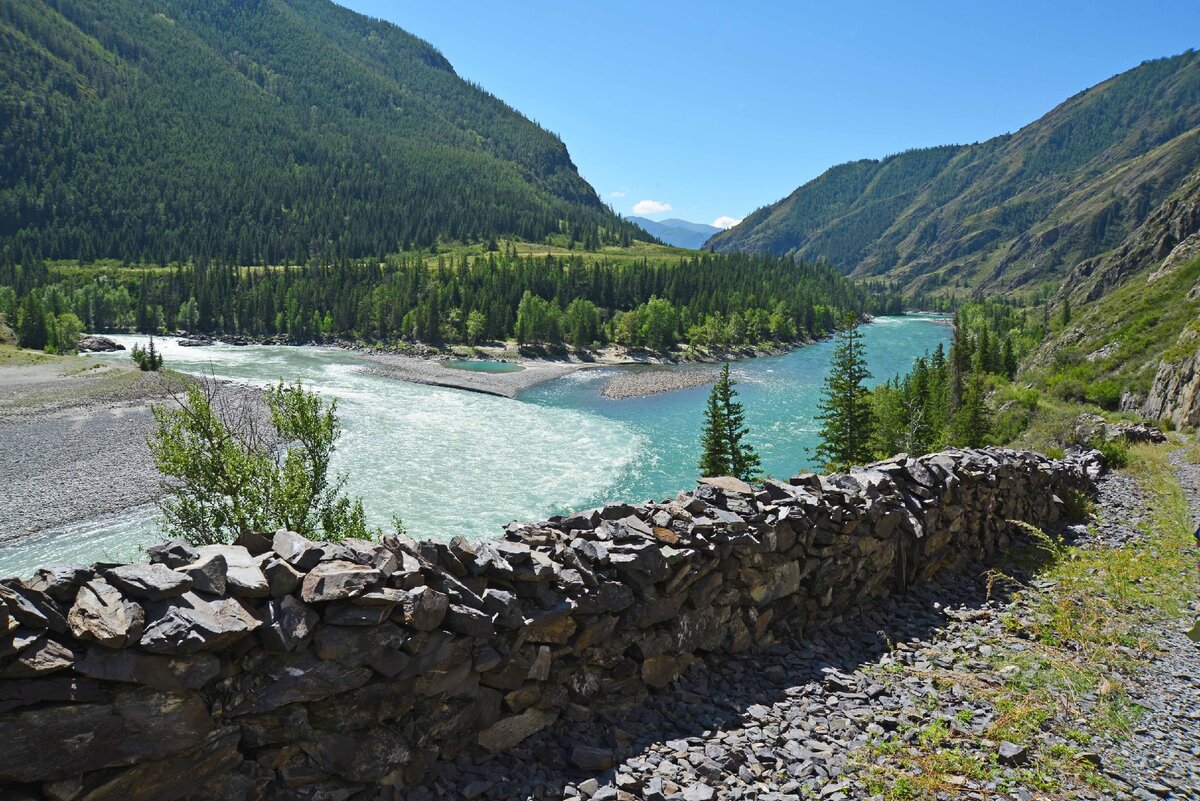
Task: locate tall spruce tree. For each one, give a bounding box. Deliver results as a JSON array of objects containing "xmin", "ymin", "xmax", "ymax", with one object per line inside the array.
[
  {"xmin": 17, "ymin": 292, "xmax": 48, "ymax": 351},
  {"xmin": 814, "ymin": 318, "xmax": 874, "ymax": 471},
  {"xmin": 950, "ymin": 374, "xmax": 991, "ymax": 447},
  {"xmin": 698, "ymin": 364, "xmax": 761, "ymax": 481}
]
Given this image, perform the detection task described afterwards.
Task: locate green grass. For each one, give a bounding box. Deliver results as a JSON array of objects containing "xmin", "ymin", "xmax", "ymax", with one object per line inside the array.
[
  {"xmin": 0, "ymin": 344, "xmax": 56, "ymax": 365},
  {"xmin": 0, "ymin": 343, "xmax": 117, "ymax": 374},
  {"xmin": 1031, "ymin": 256, "xmax": 1200, "ymax": 402},
  {"xmin": 856, "ymin": 442, "xmax": 1198, "ymax": 799},
  {"xmin": 45, "ymin": 237, "xmax": 706, "ymax": 281}
]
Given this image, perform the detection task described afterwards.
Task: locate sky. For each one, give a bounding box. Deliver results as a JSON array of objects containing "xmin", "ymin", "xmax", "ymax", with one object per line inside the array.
[{"xmin": 338, "ymin": 1, "xmax": 1200, "ymax": 229}]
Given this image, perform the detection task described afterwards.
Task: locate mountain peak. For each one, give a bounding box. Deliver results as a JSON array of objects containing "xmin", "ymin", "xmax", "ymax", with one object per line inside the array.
[{"xmin": 628, "ymin": 217, "xmax": 721, "ymax": 249}]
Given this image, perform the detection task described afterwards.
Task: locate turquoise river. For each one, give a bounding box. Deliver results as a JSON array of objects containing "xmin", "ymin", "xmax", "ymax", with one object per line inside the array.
[{"xmin": 0, "ymin": 315, "xmax": 949, "ymax": 576}]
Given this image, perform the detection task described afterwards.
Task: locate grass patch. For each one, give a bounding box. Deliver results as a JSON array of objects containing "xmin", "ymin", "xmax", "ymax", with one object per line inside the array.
[
  {"xmin": 0, "ymin": 344, "xmax": 54, "ymax": 365},
  {"xmin": 856, "ymin": 442, "xmax": 1198, "ymax": 798},
  {"xmin": 1029, "ymin": 256, "xmax": 1200, "ymax": 400}
]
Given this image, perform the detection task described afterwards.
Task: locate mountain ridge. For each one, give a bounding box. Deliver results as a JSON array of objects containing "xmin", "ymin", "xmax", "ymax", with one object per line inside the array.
[
  {"xmin": 707, "ymin": 49, "xmax": 1200, "ymax": 296},
  {"xmin": 0, "ymin": 0, "xmax": 640, "ymax": 265},
  {"xmin": 627, "ymin": 216, "xmax": 722, "ymax": 249}
]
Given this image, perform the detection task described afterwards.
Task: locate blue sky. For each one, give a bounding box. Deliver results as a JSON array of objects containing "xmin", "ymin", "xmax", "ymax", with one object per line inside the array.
[{"xmin": 338, "ymin": 1, "xmax": 1200, "ymax": 228}]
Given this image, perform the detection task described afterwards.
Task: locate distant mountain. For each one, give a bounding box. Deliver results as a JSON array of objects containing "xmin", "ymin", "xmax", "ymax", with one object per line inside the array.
[
  {"xmin": 708, "ymin": 50, "xmax": 1200, "ymax": 296},
  {"xmin": 628, "ymin": 217, "xmax": 722, "ymax": 249},
  {"xmin": 0, "ymin": 0, "xmax": 640, "ymax": 264}
]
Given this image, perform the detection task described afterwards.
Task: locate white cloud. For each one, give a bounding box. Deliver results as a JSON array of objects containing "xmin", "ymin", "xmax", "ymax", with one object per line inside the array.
[
  {"xmin": 632, "ymin": 199, "xmax": 673, "ymax": 215},
  {"xmin": 606, "ymin": 190, "xmax": 626, "ymax": 199},
  {"xmin": 712, "ymin": 216, "xmax": 742, "ymax": 230}
]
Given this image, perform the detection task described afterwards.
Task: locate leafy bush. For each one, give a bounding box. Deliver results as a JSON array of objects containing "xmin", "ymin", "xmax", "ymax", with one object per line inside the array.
[
  {"xmin": 151, "ymin": 380, "xmax": 381, "ymax": 545},
  {"xmin": 1089, "ymin": 436, "xmax": 1130, "ymax": 469},
  {"xmin": 1084, "ymin": 380, "xmax": 1123, "ymax": 410},
  {"xmin": 47, "ymin": 312, "xmax": 84, "ymax": 355},
  {"xmin": 1061, "ymin": 487, "xmax": 1093, "ymax": 521}
]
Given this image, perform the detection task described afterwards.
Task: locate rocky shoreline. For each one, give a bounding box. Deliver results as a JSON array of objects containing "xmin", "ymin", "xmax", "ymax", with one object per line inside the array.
[{"xmin": 0, "ymin": 354, "xmax": 263, "ymax": 544}]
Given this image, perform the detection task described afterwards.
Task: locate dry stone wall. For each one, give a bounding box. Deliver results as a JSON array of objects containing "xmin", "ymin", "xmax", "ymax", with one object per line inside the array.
[{"xmin": 0, "ymin": 447, "xmax": 1100, "ymax": 800}]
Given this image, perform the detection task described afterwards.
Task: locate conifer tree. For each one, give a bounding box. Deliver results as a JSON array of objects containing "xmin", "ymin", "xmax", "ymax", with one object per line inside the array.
[
  {"xmin": 814, "ymin": 317, "xmax": 874, "ymax": 471},
  {"xmin": 951, "ymin": 374, "xmax": 991, "ymax": 447},
  {"xmin": 17, "ymin": 292, "xmax": 48, "ymax": 350},
  {"xmin": 699, "ymin": 364, "xmax": 761, "ymax": 481}
]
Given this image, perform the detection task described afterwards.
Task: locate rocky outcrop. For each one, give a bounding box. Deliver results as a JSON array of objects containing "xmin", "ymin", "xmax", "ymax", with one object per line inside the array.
[
  {"xmin": 0, "ymin": 448, "xmax": 1100, "ymax": 799},
  {"xmin": 1060, "ymin": 166, "xmax": 1200, "ymax": 304},
  {"xmin": 76, "ymin": 335, "xmax": 125, "ymax": 352},
  {"xmin": 1143, "ymin": 345, "xmax": 1200, "ymax": 429}
]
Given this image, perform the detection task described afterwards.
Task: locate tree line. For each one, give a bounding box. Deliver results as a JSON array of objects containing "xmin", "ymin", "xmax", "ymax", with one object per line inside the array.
[{"xmin": 1, "ymin": 250, "xmax": 902, "ymax": 353}]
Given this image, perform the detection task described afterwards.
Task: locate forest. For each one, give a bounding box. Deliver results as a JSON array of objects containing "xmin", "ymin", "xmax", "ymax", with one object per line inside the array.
[
  {"xmin": 0, "ymin": 0, "xmax": 644, "ymax": 266},
  {"xmin": 867, "ymin": 301, "xmax": 1049, "ymax": 459},
  {"xmin": 0, "ymin": 249, "xmax": 903, "ymax": 352}
]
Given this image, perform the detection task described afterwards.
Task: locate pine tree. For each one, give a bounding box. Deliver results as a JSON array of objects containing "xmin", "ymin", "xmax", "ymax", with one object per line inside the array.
[
  {"xmin": 814, "ymin": 318, "xmax": 874, "ymax": 471},
  {"xmin": 699, "ymin": 364, "xmax": 761, "ymax": 481},
  {"xmin": 148, "ymin": 336, "xmax": 163, "ymax": 371},
  {"xmin": 17, "ymin": 292, "xmax": 48, "ymax": 351},
  {"xmin": 699, "ymin": 385, "xmax": 731, "ymax": 478},
  {"xmin": 951, "ymin": 374, "xmax": 991, "ymax": 447}
]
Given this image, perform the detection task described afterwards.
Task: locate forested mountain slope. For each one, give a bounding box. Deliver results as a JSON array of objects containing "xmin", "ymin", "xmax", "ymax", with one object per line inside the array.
[
  {"xmin": 708, "ymin": 50, "xmax": 1200, "ymax": 297},
  {"xmin": 0, "ymin": 0, "xmax": 642, "ymax": 265}
]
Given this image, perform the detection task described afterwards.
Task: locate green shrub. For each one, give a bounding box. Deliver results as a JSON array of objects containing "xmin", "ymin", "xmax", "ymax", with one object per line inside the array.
[
  {"xmin": 151, "ymin": 380, "xmax": 385, "ymax": 545},
  {"xmin": 1084, "ymin": 380, "xmax": 1123, "ymax": 410},
  {"xmin": 132, "ymin": 338, "xmax": 164, "ymax": 371},
  {"xmin": 1062, "ymin": 487, "xmax": 1093, "ymax": 521},
  {"xmin": 1089, "ymin": 436, "xmax": 1129, "ymax": 469}
]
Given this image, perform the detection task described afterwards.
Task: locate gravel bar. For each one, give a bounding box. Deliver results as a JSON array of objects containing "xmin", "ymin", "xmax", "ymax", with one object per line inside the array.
[
  {"xmin": 0, "ymin": 358, "xmax": 263, "ymax": 542},
  {"xmin": 600, "ymin": 366, "xmax": 718, "ymax": 399},
  {"xmin": 357, "ymin": 353, "xmax": 588, "ymax": 398}
]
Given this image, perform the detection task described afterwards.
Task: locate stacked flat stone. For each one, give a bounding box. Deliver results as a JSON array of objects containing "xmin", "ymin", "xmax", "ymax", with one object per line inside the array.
[{"xmin": 0, "ymin": 447, "xmax": 1102, "ymax": 800}]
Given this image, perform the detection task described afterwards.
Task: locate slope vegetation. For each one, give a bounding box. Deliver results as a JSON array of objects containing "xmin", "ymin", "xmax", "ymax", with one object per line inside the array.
[
  {"xmin": 1025, "ymin": 165, "xmax": 1200, "ymax": 421},
  {"xmin": 0, "ymin": 0, "xmax": 640, "ymax": 264},
  {"xmin": 709, "ymin": 50, "xmax": 1200, "ymax": 297}
]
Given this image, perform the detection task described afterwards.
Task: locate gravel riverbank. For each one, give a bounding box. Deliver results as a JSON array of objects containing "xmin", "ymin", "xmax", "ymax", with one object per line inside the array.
[{"xmin": 0, "ymin": 353, "xmax": 263, "ymax": 543}]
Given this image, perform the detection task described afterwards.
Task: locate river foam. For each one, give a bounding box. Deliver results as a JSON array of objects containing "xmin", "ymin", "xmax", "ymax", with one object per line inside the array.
[{"xmin": 0, "ymin": 316, "xmax": 950, "ymax": 576}]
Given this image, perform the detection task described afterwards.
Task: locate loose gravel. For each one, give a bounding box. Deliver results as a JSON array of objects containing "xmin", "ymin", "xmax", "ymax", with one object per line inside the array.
[
  {"xmin": 358, "ymin": 353, "xmax": 586, "ymax": 398},
  {"xmin": 1096, "ymin": 448, "xmax": 1200, "ymax": 801},
  {"xmin": 600, "ymin": 367, "xmax": 717, "ymax": 399},
  {"xmin": 0, "ymin": 366, "xmax": 266, "ymax": 542}
]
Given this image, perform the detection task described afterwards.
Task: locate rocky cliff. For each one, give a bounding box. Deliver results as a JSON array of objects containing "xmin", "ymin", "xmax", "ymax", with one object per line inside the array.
[
  {"xmin": 0, "ymin": 448, "xmax": 1099, "ymax": 800},
  {"xmin": 1060, "ymin": 166, "xmax": 1200, "ymax": 303},
  {"xmin": 1142, "ymin": 346, "xmax": 1200, "ymax": 429}
]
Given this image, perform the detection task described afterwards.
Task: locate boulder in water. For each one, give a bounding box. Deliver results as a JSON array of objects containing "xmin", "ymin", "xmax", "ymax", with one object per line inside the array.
[{"xmin": 77, "ymin": 335, "xmax": 125, "ymax": 352}]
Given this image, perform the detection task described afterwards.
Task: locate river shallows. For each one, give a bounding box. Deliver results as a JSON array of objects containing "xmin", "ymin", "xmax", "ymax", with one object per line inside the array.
[
  {"xmin": 0, "ymin": 316, "xmax": 948, "ymax": 575},
  {"xmin": 441, "ymin": 359, "xmax": 525, "ymax": 374}
]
